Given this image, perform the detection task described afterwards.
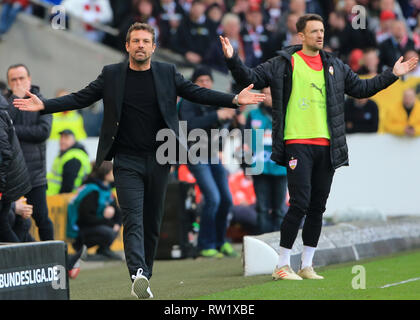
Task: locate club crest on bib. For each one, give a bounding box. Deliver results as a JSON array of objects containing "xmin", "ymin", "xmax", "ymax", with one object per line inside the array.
[{"xmin": 289, "ymin": 157, "xmax": 297, "ymax": 170}]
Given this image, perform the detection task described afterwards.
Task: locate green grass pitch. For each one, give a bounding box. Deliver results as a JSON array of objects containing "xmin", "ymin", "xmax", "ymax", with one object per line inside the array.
[{"xmin": 69, "ymin": 249, "xmax": 420, "ymax": 300}]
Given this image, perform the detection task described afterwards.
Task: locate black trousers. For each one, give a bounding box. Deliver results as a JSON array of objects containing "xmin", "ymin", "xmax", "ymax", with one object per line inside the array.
[
  {"xmin": 113, "ymin": 153, "xmax": 171, "ymax": 281},
  {"xmin": 0, "ymin": 200, "xmax": 19, "ymax": 242},
  {"xmin": 280, "ymin": 144, "xmax": 335, "ymax": 249},
  {"xmin": 26, "ymin": 185, "xmax": 54, "ymax": 241}
]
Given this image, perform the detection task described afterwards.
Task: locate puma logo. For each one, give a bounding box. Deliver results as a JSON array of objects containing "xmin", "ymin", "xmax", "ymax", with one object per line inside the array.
[{"xmin": 310, "ymin": 83, "xmax": 324, "ymax": 97}]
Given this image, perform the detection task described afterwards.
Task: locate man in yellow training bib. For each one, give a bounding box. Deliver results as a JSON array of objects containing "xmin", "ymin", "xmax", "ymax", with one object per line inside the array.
[{"xmin": 220, "ymin": 14, "xmax": 418, "ymax": 280}]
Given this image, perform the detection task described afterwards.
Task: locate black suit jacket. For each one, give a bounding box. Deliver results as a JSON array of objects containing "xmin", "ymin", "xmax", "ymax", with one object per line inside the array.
[{"xmin": 42, "ymin": 60, "xmax": 236, "ymax": 167}]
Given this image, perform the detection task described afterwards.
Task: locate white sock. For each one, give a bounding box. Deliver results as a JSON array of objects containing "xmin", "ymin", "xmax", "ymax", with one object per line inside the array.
[
  {"xmin": 277, "ymin": 247, "xmax": 291, "ymax": 268},
  {"xmin": 301, "ymin": 245, "xmax": 316, "ymax": 269}
]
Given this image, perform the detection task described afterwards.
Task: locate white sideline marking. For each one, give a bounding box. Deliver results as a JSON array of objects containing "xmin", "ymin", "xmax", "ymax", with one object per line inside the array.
[{"xmin": 380, "ymin": 277, "xmax": 420, "ymax": 288}]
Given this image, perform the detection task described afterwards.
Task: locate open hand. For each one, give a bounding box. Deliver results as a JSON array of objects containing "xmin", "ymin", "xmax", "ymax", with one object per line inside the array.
[
  {"xmin": 393, "ymin": 56, "xmax": 419, "ymax": 77},
  {"xmin": 219, "ymin": 36, "xmax": 234, "ymax": 59},
  {"xmin": 237, "ymin": 84, "xmax": 265, "ymax": 106},
  {"xmin": 12, "ymin": 90, "xmax": 45, "ymax": 112}
]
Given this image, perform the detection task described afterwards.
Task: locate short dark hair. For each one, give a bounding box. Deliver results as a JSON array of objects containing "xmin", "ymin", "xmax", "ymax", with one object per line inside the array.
[
  {"xmin": 7, "ymin": 64, "xmax": 30, "ymax": 80},
  {"xmin": 126, "ymin": 22, "xmax": 156, "ymax": 43},
  {"xmin": 296, "ymin": 14, "xmax": 324, "ymax": 33},
  {"xmin": 89, "ymin": 161, "xmax": 112, "ymax": 181}
]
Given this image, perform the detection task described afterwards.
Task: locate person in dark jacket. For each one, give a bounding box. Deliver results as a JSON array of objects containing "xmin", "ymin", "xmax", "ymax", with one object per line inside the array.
[
  {"xmin": 220, "ymin": 13, "xmax": 418, "ymax": 280},
  {"xmin": 47, "ymin": 129, "xmax": 91, "ymax": 195},
  {"xmin": 344, "ymin": 98, "xmax": 379, "ymax": 134},
  {"xmin": 5, "ymin": 63, "xmax": 54, "ymax": 241},
  {"xmin": 0, "ymin": 95, "xmax": 32, "ymax": 242},
  {"xmin": 12, "ymin": 23, "xmax": 264, "ymax": 299},
  {"xmin": 178, "ymin": 66, "xmax": 237, "ymax": 258},
  {"xmin": 7, "ymin": 197, "xmax": 35, "ymax": 243},
  {"xmin": 69, "ymin": 161, "xmax": 122, "ymax": 261}
]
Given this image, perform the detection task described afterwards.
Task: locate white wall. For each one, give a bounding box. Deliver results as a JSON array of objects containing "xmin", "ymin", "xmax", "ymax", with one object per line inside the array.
[{"xmin": 326, "ymin": 133, "xmax": 420, "ymax": 217}]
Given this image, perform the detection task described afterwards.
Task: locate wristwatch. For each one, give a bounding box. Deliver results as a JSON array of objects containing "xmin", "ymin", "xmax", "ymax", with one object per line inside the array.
[{"xmin": 233, "ymin": 94, "xmax": 240, "ymax": 106}]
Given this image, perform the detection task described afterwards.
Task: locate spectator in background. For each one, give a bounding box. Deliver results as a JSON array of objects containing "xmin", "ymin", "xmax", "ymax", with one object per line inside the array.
[
  {"xmin": 379, "ymin": 20, "xmax": 415, "ymax": 70},
  {"xmin": 0, "ymin": 95, "xmax": 31, "ymax": 243},
  {"xmin": 357, "ymin": 47, "xmax": 382, "ymax": 76},
  {"xmin": 324, "ymin": 10, "xmax": 347, "ymax": 59},
  {"xmin": 376, "ymin": 10, "xmax": 396, "ymax": 44},
  {"xmin": 116, "ymin": 0, "xmax": 158, "ymax": 52},
  {"xmin": 230, "ymin": 0, "xmax": 249, "ymax": 22},
  {"xmin": 205, "ymin": 3, "xmax": 223, "ymax": 34},
  {"xmin": 404, "ymin": 50, "xmax": 420, "ymax": 78},
  {"xmin": 344, "ymin": 98, "xmax": 379, "ymax": 133},
  {"xmin": 49, "ymin": 89, "xmax": 87, "ymax": 140},
  {"xmin": 8, "ymin": 197, "xmax": 35, "ymax": 242},
  {"xmin": 245, "ymin": 87, "xmax": 287, "ymax": 234},
  {"xmin": 383, "ymin": 88, "xmax": 420, "ymax": 137},
  {"xmin": 338, "ymin": 0, "xmax": 377, "ymax": 58},
  {"xmin": 277, "ymin": 0, "xmax": 306, "ymax": 34},
  {"xmin": 156, "ymin": 0, "xmax": 185, "ymax": 49},
  {"xmin": 240, "ymin": 2, "xmax": 272, "ymax": 68},
  {"xmin": 204, "ymin": 13, "xmax": 243, "ymax": 74},
  {"xmin": 5, "ymin": 64, "xmax": 54, "ymax": 241},
  {"xmin": 0, "ymin": 0, "xmax": 30, "ymax": 41},
  {"xmin": 277, "ymin": 12, "xmax": 301, "ymax": 48},
  {"xmin": 47, "ymin": 129, "xmax": 91, "ymax": 195},
  {"xmin": 178, "ymin": 66, "xmax": 236, "ymax": 258},
  {"xmin": 68, "ymin": 161, "xmax": 122, "ymax": 260},
  {"xmin": 262, "ymin": 0, "xmax": 283, "ymax": 34},
  {"xmin": 62, "ymin": 0, "xmax": 113, "ymax": 42},
  {"xmin": 173, "ymin": 0, "xmax": 217, "ymax": 64}
]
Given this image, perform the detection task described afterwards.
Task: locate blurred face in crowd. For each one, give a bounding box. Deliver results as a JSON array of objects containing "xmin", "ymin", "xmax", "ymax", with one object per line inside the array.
[
  {"xmin": 245, "ymin": 10, "xmax": 263, "ymax": 28},
  {"xmin": 403, "ymin": 89, "xmax": 417, "ymax": 109},
  {"xmin": 7, "ymin": 66, "xmax": 31, "ymax": 98},
  {"xmin": 137, "ymin": 0, "xmax": 153, "ymax": 17},
  {"xmin": 380, "ymin": 0, "xmax": 395, "ymax": 12},
  {"xmin": 126, "ymin": 29, "xmax": 156, "ymax": 65},
  {"xmin": 328, "ymin": 11, "xmax": 346, "ymax": 30},
  {"xmin": 262, "ymin": 87, "xmax": 272, "ymax": 108},
  {"xmin": 105, "ymin": 169, "xmax": 114, "ymax": 184},
  {"xmin": 207, "ymin": 5, "xmax": 223, "ymax": 23},
  {"xmin": 299, "ymin": 20, "xmax": 324, "ymax": 52},
  {"xmin": 287, "ymin": 13, "xmax": 298, "ymax": 34},
  {"xmin": 266, "ymin": 0, "xmax": 281, "ymax": 9},
  {"xmin": 404, "ymin": 50, "xmax": 419, "ymax": 69},
  {"xmin": 190, "ymin": 2, "xmax": 206, "ymax": 22},
  {"xmin": 194, "ymin": 75, "xmax": 213, "ymax": 89},
  {"xmin": 59, "ymin": 133, "xmax": 76, "ymax": 152},
  {"xmin": 222, "ymin": 14, "xmax": 241, "ymax": 38},
  {"xmin": 392, "ymin": 21, "xmax": 407, "ymax": 41},
  {"xmin": 344, "ymin": 0, "xmax": 357, "ymax": 14},
  {"xmin": 289, "ymin": 0, "xmax": 305, "ymax": 14},
  {"xmin": 363, "ymin": 49, "xmax": 380, "ymax": 73}
]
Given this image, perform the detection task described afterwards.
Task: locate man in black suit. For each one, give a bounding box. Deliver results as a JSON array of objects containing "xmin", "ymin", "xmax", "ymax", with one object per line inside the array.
[{"xmin": 13, "ymin": 22, "xmax": 265, "ymax": 299}]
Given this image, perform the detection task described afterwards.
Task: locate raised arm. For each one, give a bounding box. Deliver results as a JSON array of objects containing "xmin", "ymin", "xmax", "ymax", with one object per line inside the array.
[
  {"xmin": 220, "ymin": 36, "xmax": 273, "ymax": 90},
  {"xmin": 344, "ymin": 56, "xmax": 418, "ymax": 99}
]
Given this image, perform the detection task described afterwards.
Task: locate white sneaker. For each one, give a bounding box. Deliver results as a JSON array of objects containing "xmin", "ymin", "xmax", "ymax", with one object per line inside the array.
[{"xmin": 131, "ymin": 268, "xmax": 154, "ymax": 299}]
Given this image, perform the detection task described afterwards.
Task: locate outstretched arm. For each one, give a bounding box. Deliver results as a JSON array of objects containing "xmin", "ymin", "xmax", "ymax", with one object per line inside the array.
[
  {"xmin": 220, "ymin": 36, "xmax": 273, "ymax": 90},
  {"xmin": 13, "ymin": 68, "xmax": 105, "ymax": 114},
  {"xmin": 175, "ymin": 69, "xmax": 265, "ymax": 107},
  {"xmin": 344, "ymin": 56, "xmax": 418, "ymax": 98}
]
